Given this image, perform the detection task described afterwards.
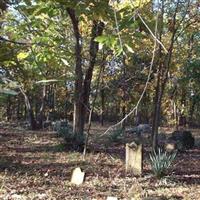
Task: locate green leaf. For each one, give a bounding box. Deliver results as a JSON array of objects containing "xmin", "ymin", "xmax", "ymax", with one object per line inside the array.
[
  {"xmin": 94, "ymin": 35, "xmax": 108, "ymax": 44},
  {"xmin": 115, "ymin": 47, "xmax": 123, "ymax": 56}
]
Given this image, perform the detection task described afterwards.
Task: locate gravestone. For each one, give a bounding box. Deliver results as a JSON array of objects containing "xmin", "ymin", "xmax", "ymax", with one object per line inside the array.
[
  {"xmin": 126, "ymin": 141, "xmax": 143, "ymax": 175},
  {"xmin": 107, "ymin": 197, "xmax": 118, "ymax": 200},
  {"xmin": 71, "ymin": 167, "xmax": 85, "ymax": 185}
]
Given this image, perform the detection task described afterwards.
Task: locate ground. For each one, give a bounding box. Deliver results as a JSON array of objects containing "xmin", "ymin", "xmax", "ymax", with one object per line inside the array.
[{"xmin": 0, "ymin": 122, "xmax": 200, "ymax": 200}]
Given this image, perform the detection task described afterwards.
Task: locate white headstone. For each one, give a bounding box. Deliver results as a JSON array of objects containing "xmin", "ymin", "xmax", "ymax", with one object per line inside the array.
[
  {"xmin": 126, "ymin": 141, "xmax": 143, "ymax": 175},
  {"xmin": 71, "ymin": 167, "xmax": 85, "ymax": 185},
  {"xmin": 107, "ymin": 197, "xmax": 118, "ymax": 200}
]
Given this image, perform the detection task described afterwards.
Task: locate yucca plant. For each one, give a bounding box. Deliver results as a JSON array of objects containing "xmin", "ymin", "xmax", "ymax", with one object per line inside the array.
[{"xmin": 149, "ymin": 148, "xmax": 177, "ymax": 178}]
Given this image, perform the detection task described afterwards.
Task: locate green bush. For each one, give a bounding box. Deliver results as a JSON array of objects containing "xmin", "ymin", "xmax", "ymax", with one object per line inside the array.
[
  {"xmin": 58, "ymin": 125, "xmax": 85, "ymax": 150},
  {"xmin": 149, "ymin": 148, "xmax": 177, "ymax": 179},
  {"xmin": 53, "ymin": 120, "xmax": 68, "ymax": 132},
  {"xmin": 108, "ymin": 128, "xmax": 124, "ymax": 143},
  {"xmin": 58, "ymin": 126, "xmax": 74, "ymax": 141}
]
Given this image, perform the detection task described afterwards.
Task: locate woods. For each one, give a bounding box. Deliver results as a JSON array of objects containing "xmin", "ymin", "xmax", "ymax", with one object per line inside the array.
[
  {"xmin": 0, "ymin": 0, "xmax": 200, "ymax": 199},
  {"xmin": 0, "ymin": 0, "xmax": 199, "ymax": 145}
]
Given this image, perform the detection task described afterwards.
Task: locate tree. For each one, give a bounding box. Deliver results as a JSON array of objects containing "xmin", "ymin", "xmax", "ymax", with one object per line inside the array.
[{"xmin": 151, "ymin": 0, "xmax": 199, "ymax": 150}]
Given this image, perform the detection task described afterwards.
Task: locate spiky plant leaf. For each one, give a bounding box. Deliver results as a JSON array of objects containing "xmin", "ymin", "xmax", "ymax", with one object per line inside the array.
[{"xmin": 149, "ymin": 148, "xmax": 177, "ymax": 178}]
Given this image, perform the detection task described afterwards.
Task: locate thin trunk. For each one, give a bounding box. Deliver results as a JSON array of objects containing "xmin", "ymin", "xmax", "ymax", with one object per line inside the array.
[
  {"xmin": 100, "ymin": 87, "xmax": 105, "ymax": 126},
  {"xmin": 17, "ymin": 96, "xmax": 21, "ymax": 120},
  {"xmin": 152, "ymin": 0, "xmax": 179, "ymax": 151},
  {"xmin": 38, "ymin": 84, "xmax": 46, "ymax": 128},
  {"xmin": 121, "ymin": 56, "xmax": 127, "ymax": 129},
  {"xmin": 152, "ymin": 0, "xmax": 164, "ymax": 150},
  {"xmin": 173, "ymin": 101, "xmax": 178, "ymax": 130},
  {"xmin": 82, "ymin": 21, "xmax": 104, "ymax": 121},
  {"xmin": 67, "ymin": 8, "xmax": 84, "ymax": 136},
  {"xmin": 189, "ymin": 98, "xmax": 196, "ymax": 127},
  {"xmin": 6, "ymin": 96, "xmax": 11, "ymax": 121},
  {"xmin": 83, "ymin": 61, "xmax": 104, "ymax": 158},
  {"xmin": 29, "ymin": 107, "xmax": 37, "ymax": 130},
  {"xmin": 187, "ymin": 34, "xmax": 195, "ymax": 127}
]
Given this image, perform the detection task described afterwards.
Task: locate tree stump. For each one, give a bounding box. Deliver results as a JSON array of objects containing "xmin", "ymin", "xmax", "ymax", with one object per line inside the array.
[{"xmin": 126, "ymin": 141, "xmax": 143, "ymax": 175}]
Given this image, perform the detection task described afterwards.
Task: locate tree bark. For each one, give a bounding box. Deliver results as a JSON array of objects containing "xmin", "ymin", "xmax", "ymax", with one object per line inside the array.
[
  {"xmin": 19, "ymin": 88, "xmax": 37, "ymax": 130},
  {"xmin": 152, "ymin": 0, "xmax": 164, "ymax": 151},
  {"xmin": 67, "ymin": 8, "xmax": 84, "ymax": 136},
  {"xmin": 152, "ymin": 0, "xmax": 179, "ymax": 151},
  {"xmin": 67, "ymin": 8, "xmax": 104, "ymax": 146},
  {"xmin": 6, "ymin": 96, "xmax": 11, "ymax": 121},
  {"xmin": 37, "ymin": 84, "xmax": 46, "ymax": 128},
  {"xmin": 82, "ymin": 20, "xmax": 104, "ymax": 123},
  {"xmin": 100, "ymin": 87, "xmax": 105, "ymax": 126}
]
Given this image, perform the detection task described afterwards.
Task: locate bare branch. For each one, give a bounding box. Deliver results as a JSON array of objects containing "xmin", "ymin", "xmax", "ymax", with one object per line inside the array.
[
  {"xmin": 101, "ymin": 12, "xmax": 159, "ymax": 136},
  {"xmin": 137, "ymin": 13, "xmax": 168, "ymax": 54}
]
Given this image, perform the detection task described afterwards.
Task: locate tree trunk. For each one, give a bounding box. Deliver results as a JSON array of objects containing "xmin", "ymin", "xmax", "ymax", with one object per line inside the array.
[
  {"xmin": 19, "ymin": 88, "xmax": 37, "ymax": 130},
  {"xmin": 37, "ymin": 84, "xmax": 46, "ymax": 129},
  {"xmin": 100, "ymin": 87, "xmax": 105, "ymax": 126},
  {"xmin": 189, "ymin": 98, "xmax": 196, "ymax": 127},
  {"xmin": 6, "ymin": 96, "xmax": 11, "ymax": 121},
  {"xmin": 152, "ymin": 0, "xmax": 179, "ymax": 151},
  {"xmin": 28, "ymin": 106, "xmax": 37, "ymax": 130},
  {"xmin": 67, "ymin": 8, "xmax": 104, "ymax": 146},
  {"xmin": 82, "ymin": 20, "xmax": 104, "ymax": 125},
  {"xmin": 17, "ymin": 96, "xmax": 21, "ymax": 120},
  {"xmin": 67, "ymin": 8, "xmax": 84, "ymax": 137},
  {"xmin": 151, "ymin": 0, "xmax": 164, "ymax": 150}
]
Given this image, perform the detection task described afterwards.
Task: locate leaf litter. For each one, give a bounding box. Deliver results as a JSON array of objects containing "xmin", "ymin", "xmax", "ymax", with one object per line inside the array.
[{"xmin": 0, "ymin": 123, "xmax": 200, "ymax": 199}]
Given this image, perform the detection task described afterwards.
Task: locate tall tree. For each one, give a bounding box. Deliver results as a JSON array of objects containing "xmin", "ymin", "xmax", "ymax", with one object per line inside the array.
[{"xmin": 67, "ymin": 7, "xmax": 104, "ymax": 143}]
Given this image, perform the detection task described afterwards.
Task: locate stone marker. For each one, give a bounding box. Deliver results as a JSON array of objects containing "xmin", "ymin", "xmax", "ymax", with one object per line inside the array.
[
  {"xmin": 107, "ymin": 197, "xmax": 118, "ymax": 200},
  {"xmin": 71, "ymin": 167, "xmax": 85, "ymax": 185},
  {"xmin": 126, "ymin": 141, "xmax": 143, "ymax": 175}
]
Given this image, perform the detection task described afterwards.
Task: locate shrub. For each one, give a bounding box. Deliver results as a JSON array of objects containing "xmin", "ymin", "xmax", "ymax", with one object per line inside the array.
[
  {"xmin": 58, "ymin": 126, "xmax": 74, "ymax": 141},
  {"xmin": 149, "ymin": 148, "xmax": 177, "ymax": 179},
  {"xmin": 168, "ymin": 130, "xmax": 195, "ymax": 151},
  {"xmin": 53, "ymin": 120, "xmax": 68, "ymax": 132},
  {"xmin": 108, "ymin": 128, "xmax": 124, "ymax": 143},
  {"xmin": 58, "ymin": 125, "xmax": 85, "ymax": 151}
]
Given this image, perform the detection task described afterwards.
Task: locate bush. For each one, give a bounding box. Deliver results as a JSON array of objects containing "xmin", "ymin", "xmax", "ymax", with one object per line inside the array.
[
  {"xmin": 149, "ymin": 148, "xmax": 177, "ymax": 179},
  {"xmin": 57, "ymin": 125, "xmax": 85, "ymax": 151},
  {"xmin": 58, "ymin": 126, "xmax": 73, "ymax": 141},
  {"xmin": 108, "ymin": 128, "xmax": 124, "ymax": 143},
  {"xmin": 53, "ymin": 120, "xmax": 68, "ymax": 132},
  {"xmin": 168, "ymin": 130, "xmax": 195, "ymax": 151}
]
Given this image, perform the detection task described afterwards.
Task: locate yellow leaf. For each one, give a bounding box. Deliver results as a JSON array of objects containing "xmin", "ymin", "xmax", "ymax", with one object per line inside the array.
[{"xmin": 17, "ymin": 52, "xmax": 29, "ymax": 60}]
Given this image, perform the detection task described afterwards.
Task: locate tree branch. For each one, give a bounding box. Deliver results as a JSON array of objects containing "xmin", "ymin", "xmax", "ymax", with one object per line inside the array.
[{"xmin": 101, "ymin": 12, "xmax": 159, "ymax": 136}]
